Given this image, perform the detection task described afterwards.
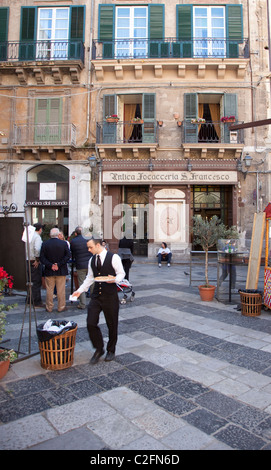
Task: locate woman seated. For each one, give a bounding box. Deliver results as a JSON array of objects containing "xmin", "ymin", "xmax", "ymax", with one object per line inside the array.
[{"xmin": 157, "ymin": 242, "xmax": 172, "ymax": 267}]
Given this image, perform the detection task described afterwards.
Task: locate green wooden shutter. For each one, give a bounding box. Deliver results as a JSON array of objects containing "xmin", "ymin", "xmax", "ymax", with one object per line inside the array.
[
  {"xmin": 184, "ymin": 93, "xmax": 198, "ymax": 143},
  {"xmin": 98, "ymin": 4, "xmax": 114, "ymax": 59},
  {"xmin": 149, "ymin": 4, "xmax": 164, "ymax": 58},
  {"xmin": 19, "ymin": 6, "xmax": 36, "ymax": 60},
  {"xmin": 176, "ymin": 5, "xmax": 193, "ymax": 58},
  {"xmin": 0, "ymin": 8, "xmax": 9, "ymax": 61},
  {"xmin": 69, "ymin": 5, "xmax": 85, "ymax": 59},
  {"xmin": 142, "ymin": 94, "xmax": 156, "ymax": 143},
  {"xmin": 35, "ymin": 98, "xmax": 62, "ymax": 144},
  {"xmin": 103, "ymin": 95, "xmax": 117, "ymax": 143},
  {"xmin": 226, "ymin": 5, "xmax": 243, "ymax": 58},
  {"xmin": 223, "ymin": 94, "xmax": 237, "ymax": 143}
]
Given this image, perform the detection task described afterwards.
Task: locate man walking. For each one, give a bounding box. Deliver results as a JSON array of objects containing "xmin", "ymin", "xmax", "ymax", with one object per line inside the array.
[
  {"xmin": 70, "ymin": 226, "xmax": 92, "ymax": 309},
  {"xmin": 40, "ymin": 227, "xmax": 71, "ymax": 313},
  {"xmin": 72, "ymin": 237, "xmax": 125, "ymax": 364},
  {"xmin": 26, "ymin": 222, "xmax": 44, "ymax": 307}
]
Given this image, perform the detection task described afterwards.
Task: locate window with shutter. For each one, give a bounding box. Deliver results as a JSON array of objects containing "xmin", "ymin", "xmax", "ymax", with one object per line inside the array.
[
  {"xmin": 177, "ymin": 4, "xmax": 242, "ymax": 58},
  {"xmin": 37, "ymin": 8, "xmax": 69, "ymax": 60},
  {"xmin": 142, "ymin": 94, "xmax": 156, "ymax": 143},
  {"xmin": 149, "ymin": 4, "xmax": 165, "ymax": 58},
  {"xmin": 98, "ymin": 4, "xmax": 114, "ymax": 59},
  {"xmin": 226, "ymin": 5, "xmax": 243, "ymax": 58},
  {"xmin": 98, "ymin": 4, "xmax": 164, "ymax": 59},
  {"xmin": 0, "ymin": 8, "xmax": 8, "ymax": 60},
  {"xmin": 20, "ymin": 6, "xmax": 84, "ymax": 61},
  {"xmin": 184, "ymin": 93, "xmax": 198, "ymax": 143},
  {"xmin": 69, "ymin": 6, "xmax": 85, "ymax": 59},
  {"xmin": 103, "ymin": 95, "xmax": 117, "ymax": 143},
  {"xmin": 19, "ymin": 6, "xmax": 37, "ymax": 60},
  {"xmin": 35, "ymin": 98, "xmax": 62, "ymax": 144},
  {"xmin": 115, "ymin": 6, "xmax": 148, "ymax": 58}
]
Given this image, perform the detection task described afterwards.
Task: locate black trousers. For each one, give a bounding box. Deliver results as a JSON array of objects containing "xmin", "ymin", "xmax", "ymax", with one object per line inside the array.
[
  {"xmin": 27, "ymin": 262, "xmax": 42, "ymax": 305},
  {"xmin": 87, "ymin": 293, "xmax": 119, "ymax": 353},
  {"xmin": 121, "ymin": 259, "xmax": 132, "ymax": 280}
]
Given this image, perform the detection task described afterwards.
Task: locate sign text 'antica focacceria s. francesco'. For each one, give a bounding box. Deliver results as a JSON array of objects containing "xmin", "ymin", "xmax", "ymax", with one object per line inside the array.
[{"xmin": 103, "ymin": 170, "xmax": 238, "ymax": 184}]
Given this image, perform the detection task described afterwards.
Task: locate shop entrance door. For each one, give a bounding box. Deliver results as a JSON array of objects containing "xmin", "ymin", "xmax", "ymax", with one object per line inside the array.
[
  {"xmin": 31, "ymin": 206, "xmax": 68, "ymax": 238},
  {"xmin": 125, "ymin": 186, "xmax": 149, "ymax": 256},
  {"xmin": 192, "ymin": 185, "xmax": 233, "ymax": 249}
]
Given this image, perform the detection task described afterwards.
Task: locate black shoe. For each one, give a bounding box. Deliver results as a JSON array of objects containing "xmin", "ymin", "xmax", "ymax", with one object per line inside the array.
[
  {"xmin": 105, "ymin": 351, "xmax": 115, "ymax": 362},
  {"xmin": 90, "ymin": 349, "xmax": 105, "ymax": 365},
  {"xmin": 34, "ymin": 303, "xmax": 46, "ymax": 308}
]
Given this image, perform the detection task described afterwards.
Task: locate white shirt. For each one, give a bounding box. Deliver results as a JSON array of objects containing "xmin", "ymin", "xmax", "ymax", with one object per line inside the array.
[
  {"xmin": 27, "ymin": 231, "xmax": 42, "ymax": 260},
  {"xmin": 77, "ymin": 248, "xmax": 125, "ymax": 293},
  {"xmin": 157, "ymin": 247, "xmax": 171, "ymax": 255}
]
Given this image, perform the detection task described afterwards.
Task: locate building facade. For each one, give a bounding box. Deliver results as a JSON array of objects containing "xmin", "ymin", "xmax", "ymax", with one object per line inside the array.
[{"xmin": 0, "ymin": 0, "xmax": 270, "ymax": 257}]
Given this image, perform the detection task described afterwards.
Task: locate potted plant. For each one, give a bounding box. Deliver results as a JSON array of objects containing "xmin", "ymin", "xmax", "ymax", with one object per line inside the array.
[
  {"xmin": 192, "ymin": 216, "xmax": 238, "ymax": 301},
  {"xmin": 105, "ymin": 114, "xmax": 119, "ymax": 123},
  {"xmin": 191, "ymin": 118, "xmax": 206, "ymax": 124},
  {"xmin": 221, "ymin": 116, "xmax": 235, "ymax": 123},
  {"xmin": 0, "ymin": 267, "xmax": 17, "ymax": 378},
  {"xmin": 131, "ymin": 117, "xmax": 144, "ymax": 124}
]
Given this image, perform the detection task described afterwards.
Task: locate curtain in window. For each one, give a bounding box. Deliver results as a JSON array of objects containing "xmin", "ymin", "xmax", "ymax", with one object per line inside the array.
[
  {"xmin": 209, "ymin": 104, "xmax": 221, "ymax": 139},
  {"xmin": 198, "ymin": 103, "xmax": 204, "ymax": 133},
  {"xmin": 124, "ymin": 104, "xmax": 137, "ymax": 141}
]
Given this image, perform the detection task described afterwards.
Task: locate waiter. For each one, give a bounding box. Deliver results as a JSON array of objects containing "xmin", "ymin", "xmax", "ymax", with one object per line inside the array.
[{"xmin": 72, "ymin": 237, "xmax": 125, "ymax": 364}]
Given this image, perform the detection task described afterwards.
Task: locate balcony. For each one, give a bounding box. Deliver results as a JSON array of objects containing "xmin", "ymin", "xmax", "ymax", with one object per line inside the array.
[
  {"xmin": 96, "ymin": 120, "xmax": 158, "ymax": 159},
  {"xmin": 92, "ymin": 37, "xmax": 249, "ymax": 82},
  {"xmin": 92, "ymin": 37, "xmax": 249, "ymax": 60},
  {"xmin": 181, "ymin": 121, "xmax": 244, "ymax": 158},
  {"xmin": 12, "ymin": 124, "xmax": 76, "ymax": 160},
  {"xmin": 0, "ymin": 40, "xmax": 85, "ymax": 84}
]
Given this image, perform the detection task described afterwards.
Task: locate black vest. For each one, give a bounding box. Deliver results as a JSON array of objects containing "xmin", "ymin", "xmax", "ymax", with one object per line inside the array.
[{"xmin": 91, "ymin": 251, "xmax": 118, "ymax": 298}]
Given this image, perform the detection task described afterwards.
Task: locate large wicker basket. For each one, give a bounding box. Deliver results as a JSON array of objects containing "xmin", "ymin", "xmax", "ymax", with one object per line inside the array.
[
  {"xmin": 240, "ymin": 290, "xmax": 262, "ymax": 317},
  {"xmin": 38, "ymin": 325, "xmax": 77, "ymax": 370}
]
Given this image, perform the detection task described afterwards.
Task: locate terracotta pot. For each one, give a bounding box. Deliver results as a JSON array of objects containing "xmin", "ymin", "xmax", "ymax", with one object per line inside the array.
[
  {"xmin": 0, "ymin": 359, "xmax": 10, "ymax": 379},
  {"xmin": 131, "ymin": 119, "xmax": 144, "ymax": 124},
  {"xmin": 198, "ymin": 285, "xmax": 216, "ymax": 301},
  {"xmin": 106, "ymin": 118, "xmax": 119, "ymax": 123}
]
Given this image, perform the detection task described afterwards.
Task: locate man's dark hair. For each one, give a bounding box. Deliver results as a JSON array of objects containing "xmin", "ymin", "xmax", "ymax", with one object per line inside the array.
[
  {"xmin": 75, "ymin": 226, "xmax": 82, "ymax": 235},
  {"xmin": 90, "ymin": 236, "xmax": 103, "ymax": 245}
]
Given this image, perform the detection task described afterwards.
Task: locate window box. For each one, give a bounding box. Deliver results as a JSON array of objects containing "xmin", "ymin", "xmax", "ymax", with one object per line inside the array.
[
  {"xmin": 130, "ymin": 118, "xmax": 144, "ymax": 124},
  {"xmin": 221, "ymin": 116, "xmax": 235, "ymax": 123}
]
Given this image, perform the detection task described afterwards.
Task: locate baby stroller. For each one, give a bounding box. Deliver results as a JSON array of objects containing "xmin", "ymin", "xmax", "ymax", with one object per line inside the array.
[{"xmin": 117, "ymin": 279, "xmax": 135, "ymax": 305}]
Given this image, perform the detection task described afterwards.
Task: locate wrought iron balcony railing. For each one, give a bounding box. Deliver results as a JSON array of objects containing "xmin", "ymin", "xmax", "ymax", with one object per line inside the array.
[
  {"xmin": 0, "ymin": 40, "xmax": 84, "ymax": 63},
  {"xmin": 92, "ymin": 37, "xmax": 249, "ymax": 60},
  {"xmin": 13, "ymin": 124, "xmax": 76, "ymax": 147},
  {"xmin": 96, "ymin": 120, "xmax": 159, "ymax": 145},
  {"xmin": 182, "ymin": 121, "xmax": 244, "ymax": 144}
]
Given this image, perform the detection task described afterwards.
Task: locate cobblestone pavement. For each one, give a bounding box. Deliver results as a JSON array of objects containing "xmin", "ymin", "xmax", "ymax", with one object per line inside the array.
[{"xmin": 1, "ymin": 259, "xmax": 271, "ymax": 451}]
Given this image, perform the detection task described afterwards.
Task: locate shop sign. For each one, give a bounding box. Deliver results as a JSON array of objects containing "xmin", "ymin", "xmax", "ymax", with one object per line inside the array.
[
  {"xmin": 103, "ymin": 170, "xmax": 238, "ymax": 184},
  {"xmin": 25, "ymin": 201, "xmax": 68, "ymax": 206}
]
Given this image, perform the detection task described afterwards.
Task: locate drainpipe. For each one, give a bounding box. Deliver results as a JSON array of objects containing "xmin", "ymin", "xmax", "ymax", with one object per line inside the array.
[{"xmin": 86, "ymin": 0, "xmax": 95, "ymax": 141}]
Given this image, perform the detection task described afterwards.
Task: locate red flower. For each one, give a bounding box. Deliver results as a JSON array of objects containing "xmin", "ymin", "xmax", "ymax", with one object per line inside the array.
[{"xmin": 0, "ymin": 267, "xmax": 14, "ymax": 291}]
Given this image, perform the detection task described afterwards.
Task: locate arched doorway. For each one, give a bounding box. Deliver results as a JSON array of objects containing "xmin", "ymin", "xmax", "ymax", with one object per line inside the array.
[{"xmin": 26, "ymin": 164, "xmax": 69, "ymax": 237}]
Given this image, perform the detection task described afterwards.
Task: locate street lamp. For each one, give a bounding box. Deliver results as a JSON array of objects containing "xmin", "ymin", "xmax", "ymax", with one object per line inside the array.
[
  {"xmin": 88, "ymin": 154, "xmax": 102, "ymax": 180},
  {"xmin": 187, "ymin": 159, "xmax": 192, "ymax": 172},
  {"xmin": 236, "ymin": 153, "xmax": 252, "ymax": 178}
]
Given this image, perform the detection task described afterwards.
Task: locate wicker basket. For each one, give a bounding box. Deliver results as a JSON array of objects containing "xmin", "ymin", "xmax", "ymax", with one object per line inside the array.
[
  {"xmin": 38, "ymin": 325, "xmax": 77, "ymax": 370},
  {"xmin": 240, "ymin": 291, "xmax": 262, "ymax": 317}
]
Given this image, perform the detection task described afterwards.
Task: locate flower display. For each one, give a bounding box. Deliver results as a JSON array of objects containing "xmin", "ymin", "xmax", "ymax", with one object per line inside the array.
[
  {"xmin": 131, "ymin": 117, "xmax": 143, "ymax": 122},
  {"xmin": 105, "ymin": 114, "xmax": 119, "ymax": 119},
  {"xmin": 0, "ymin": 267, "xmax": 14, "ymax": 292},
  {"xmin": 221, "ymin": 116, "xmax": 235, "ymax": 122},
  {"xmin": 191, "ymin": 118, "xmax": 206, "ymax": 123},
  {"xmin": 0, "ymin": 267, "xmax": 17, "ymax": 363}
]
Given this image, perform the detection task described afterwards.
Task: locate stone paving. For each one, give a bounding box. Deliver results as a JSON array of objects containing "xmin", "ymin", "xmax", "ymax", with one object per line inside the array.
[{"xmin": 1, "ymin": 258, "xmax": 271, "ymax": 450}]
